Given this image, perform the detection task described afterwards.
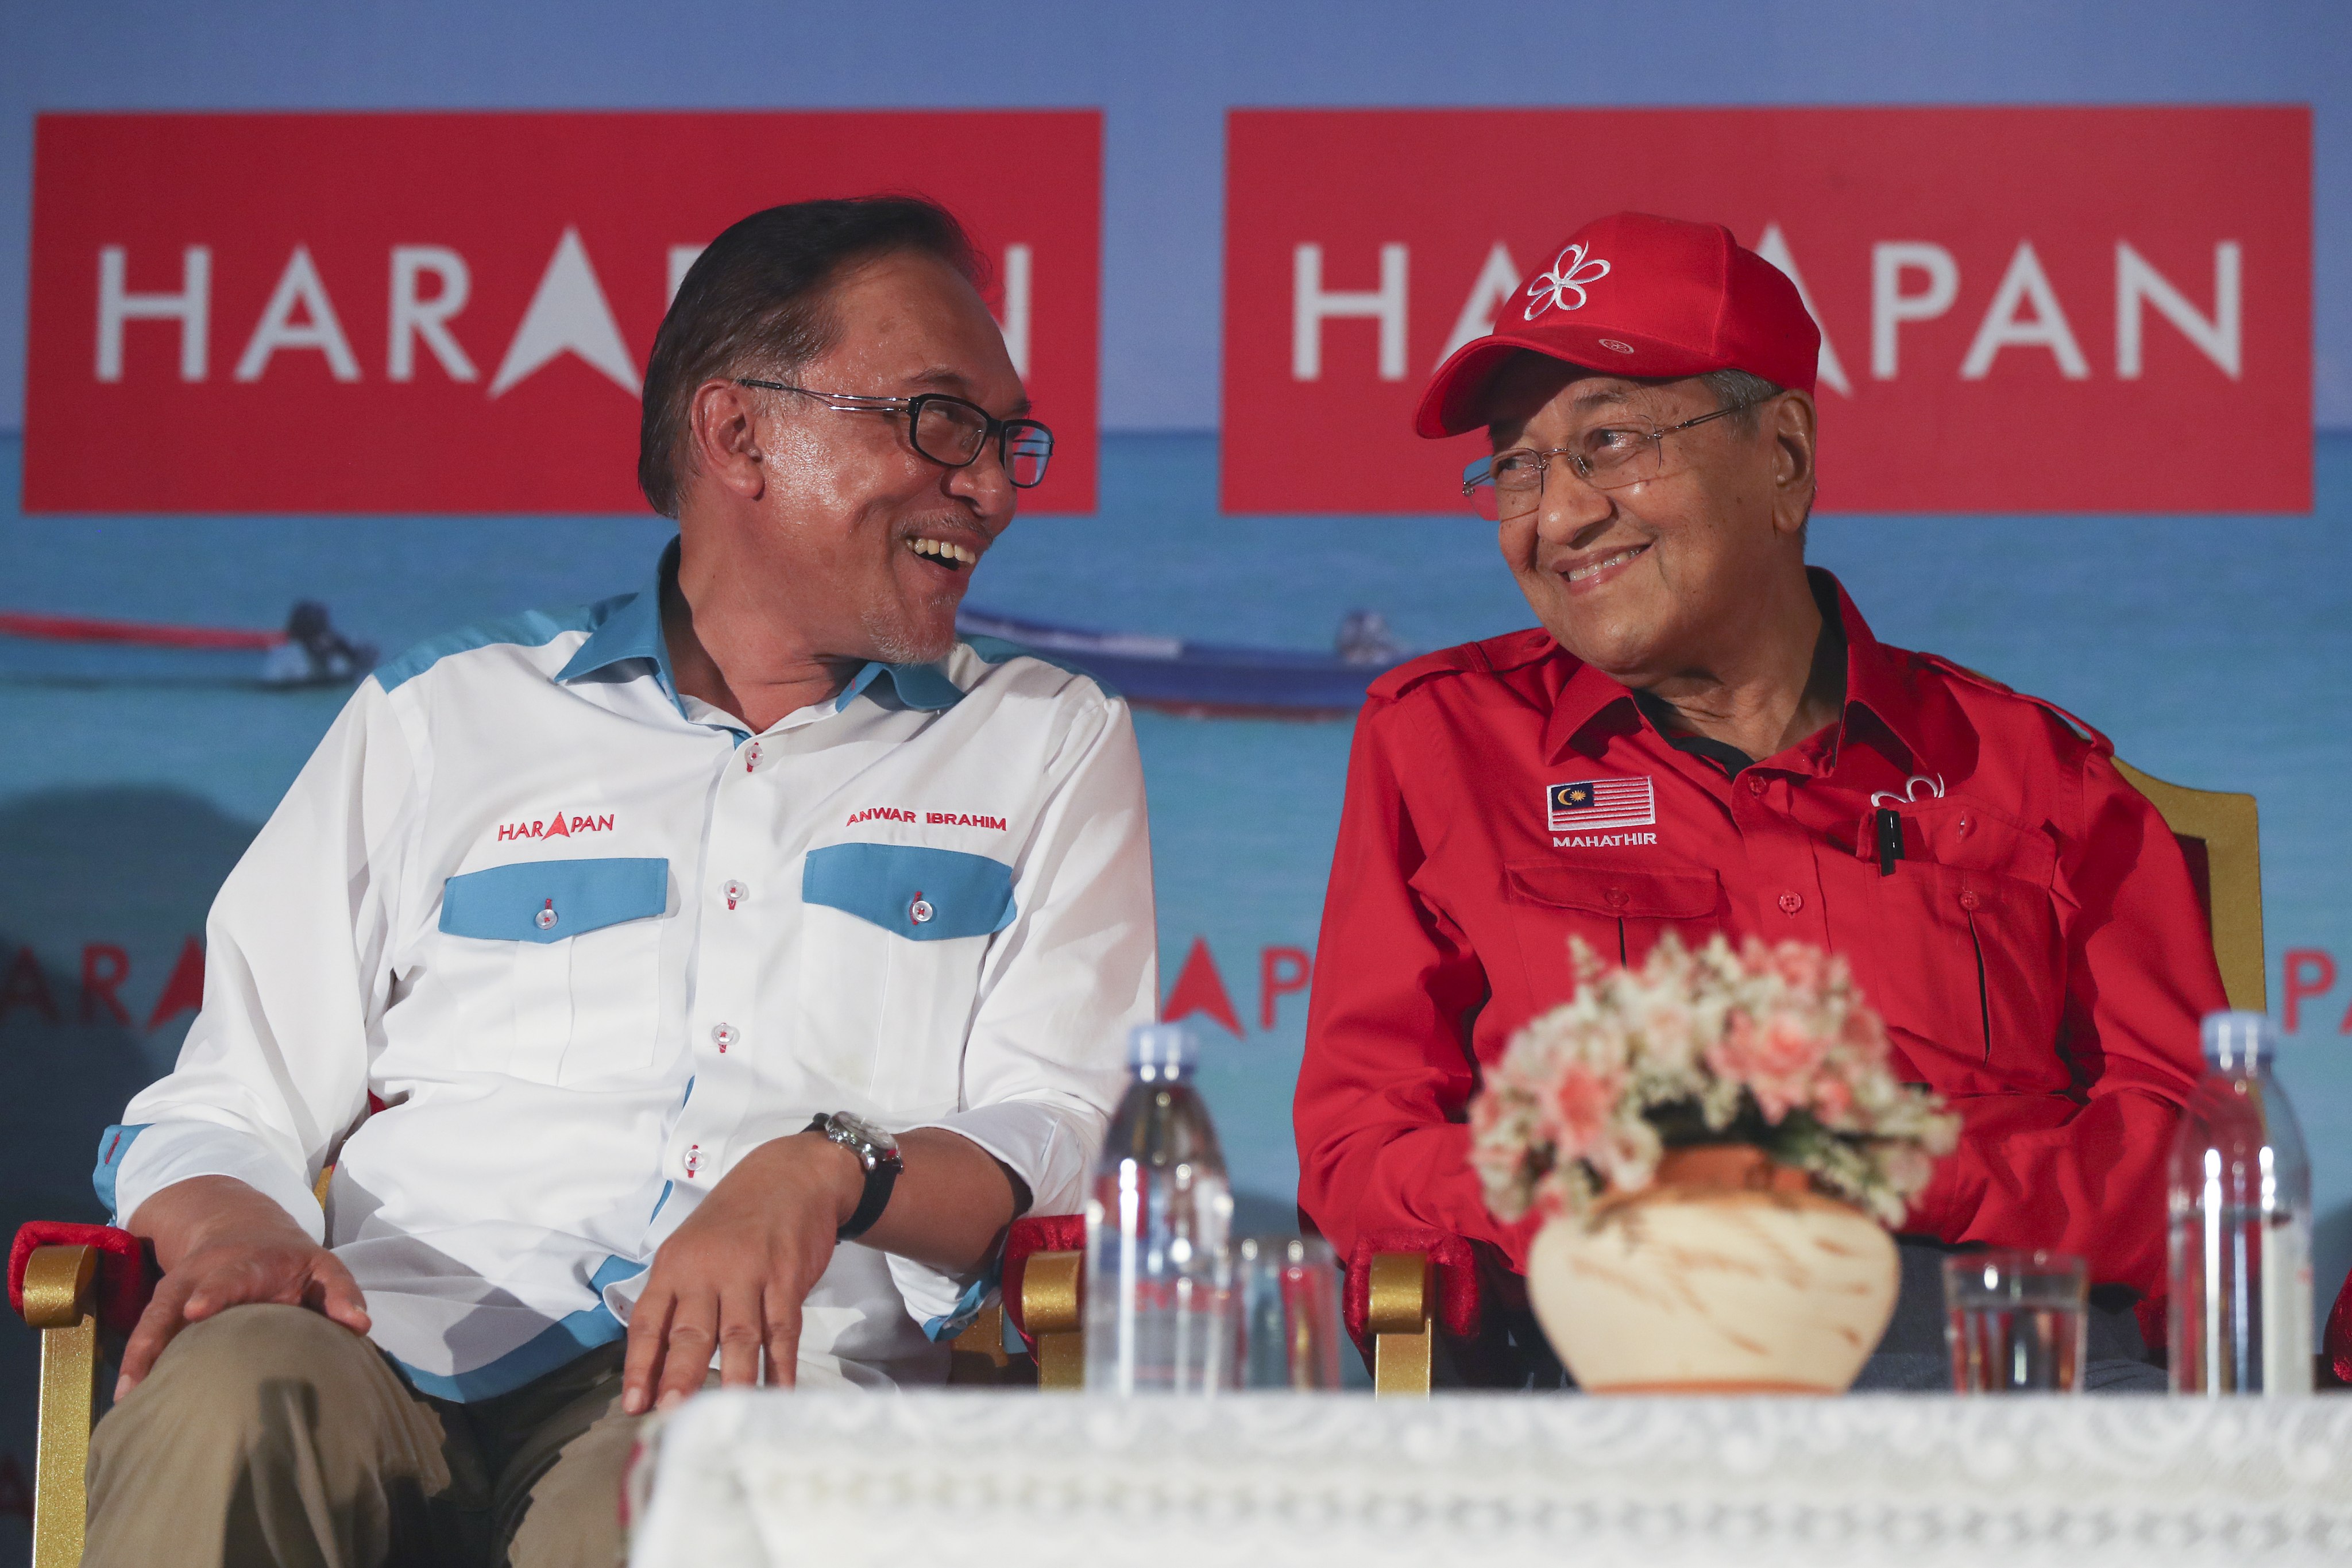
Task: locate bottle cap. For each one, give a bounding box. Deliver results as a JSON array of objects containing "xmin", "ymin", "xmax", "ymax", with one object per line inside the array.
[
  {"xmin": 1127, "ymin": 1022, "xmax": 1198, "ymax": 1073},
  {"xmin": 2200, "ymin": 1010, "xmax": 2276, "ymax": 1072}
]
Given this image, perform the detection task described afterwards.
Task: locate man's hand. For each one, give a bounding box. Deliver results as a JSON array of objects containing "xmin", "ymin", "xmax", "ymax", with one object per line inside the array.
[
  {"xmin": 118, "ymin": 1174, "xmax": 370, "ymax": 1399},
  {"xmin": 621, "ymin": 1131, "xmax": 860, "ymax": 1413}
]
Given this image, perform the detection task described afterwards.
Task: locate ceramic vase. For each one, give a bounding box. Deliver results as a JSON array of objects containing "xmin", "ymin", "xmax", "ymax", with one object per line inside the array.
[{"xmin": 1525, "ymin": 1145, "xmax": 1899, "ymax": 1393}]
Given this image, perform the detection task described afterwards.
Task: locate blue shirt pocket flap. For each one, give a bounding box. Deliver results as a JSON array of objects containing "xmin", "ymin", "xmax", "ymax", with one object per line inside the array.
[
  {"xmin": 802, "ymin": 843, "xmax": 1015, "ymax": 941},
  {"xmin": 440, "ymin": 857, "xmax": 670, "ymax": 944}
]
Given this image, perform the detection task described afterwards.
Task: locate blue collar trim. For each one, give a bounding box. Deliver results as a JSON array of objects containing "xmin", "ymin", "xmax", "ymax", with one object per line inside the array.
[
  {"xmin": 835, "ymin": 658, "xmax": 966, "ymax": 713},
  {"xmin": 556, "ymin": 536, "xmax": 966, "ymax": 716},
  {"xmin": 554, "ymin": 538, "xmax": 682, "ymax": 707}
]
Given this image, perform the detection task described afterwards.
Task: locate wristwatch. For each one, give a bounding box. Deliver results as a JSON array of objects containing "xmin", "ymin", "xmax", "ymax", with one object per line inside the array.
[{"xmin": 805, "ymin": 1112, "xmax": 903, "ymax": 1240}]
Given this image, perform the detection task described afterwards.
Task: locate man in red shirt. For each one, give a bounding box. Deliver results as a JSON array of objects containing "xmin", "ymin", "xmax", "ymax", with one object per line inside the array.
[{"xmin": 1293, "ymin": 213, "xmax": 2222, "ymax": 1389}]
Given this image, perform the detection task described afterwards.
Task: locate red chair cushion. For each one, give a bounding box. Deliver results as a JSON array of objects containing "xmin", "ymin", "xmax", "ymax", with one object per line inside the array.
[
  {"xmin": 1342, "ymin": 1227, "xmax": 1484, "ymax": 1356},
  {"xmin": 1001, "ymin": 1213, "xmax": 1085, "ymax": 1349},
  {"xmin": 9, "ymin": 1222, "xmax": 154, "ymax": 1338}
]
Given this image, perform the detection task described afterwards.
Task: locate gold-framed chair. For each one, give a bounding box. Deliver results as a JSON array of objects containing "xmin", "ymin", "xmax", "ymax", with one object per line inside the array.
[
  {"xmin": 7, "ymin": 1225, "xmax": 148, "ymax": 1568},
  {"xmin": 2112, "ymin": 759, "xmax": 2264, "ymax": 1010}
]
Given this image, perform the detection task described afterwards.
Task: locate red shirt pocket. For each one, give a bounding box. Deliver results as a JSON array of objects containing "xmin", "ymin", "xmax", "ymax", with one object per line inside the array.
[
  {"xmin": 1846, "ymin": 860, "xmax": 2070, "ymax": 1096},
  {"xmin": 1501, "ymin": 860, "xmax": 1725, "ymax": 1007}
]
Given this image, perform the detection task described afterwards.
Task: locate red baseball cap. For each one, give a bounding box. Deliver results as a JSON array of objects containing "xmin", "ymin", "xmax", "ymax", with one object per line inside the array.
[{"xmin": 1414, "ymin": 212, "xmax": 1821, "ymax": 438}]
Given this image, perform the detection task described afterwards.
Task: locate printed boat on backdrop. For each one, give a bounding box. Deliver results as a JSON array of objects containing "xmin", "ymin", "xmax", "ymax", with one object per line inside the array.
[
  {"xmin": 0, "ymin": 605, "xmax": 376, "ymax": 689},
  {"xmin": 0, "ymin": 601, "xmax": 1405, "ymax": 719},
  {"xmin": 956, "ymin": 607, "xmax": 1409, "ymax": 720}
]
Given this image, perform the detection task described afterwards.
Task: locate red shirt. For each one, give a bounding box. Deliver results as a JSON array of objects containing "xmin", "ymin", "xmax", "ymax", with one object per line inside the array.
[{"xmin": 1295, "ymin": 571, "xmax": 2222, "ymax": 1302}]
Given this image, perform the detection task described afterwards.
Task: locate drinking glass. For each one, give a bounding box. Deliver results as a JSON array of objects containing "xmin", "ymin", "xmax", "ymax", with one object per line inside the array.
[
  {"xmin": 1235, "ymin": 1235, "xmax": 1342, "ymax": 1390},
  {"xmin": 1942, "ymin": 1249, "xmax": 2088, "ymax": 1393}
]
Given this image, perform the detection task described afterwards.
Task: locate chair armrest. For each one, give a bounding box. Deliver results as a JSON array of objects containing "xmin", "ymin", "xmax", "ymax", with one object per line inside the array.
[
  {"xmin": 1002, "ymin": 1214, "xmax": 1084, "ymax": 1390},
  {"xmin": 1342, "ymin": 1229, "xmax": 1485, "ymax": 1395},
  {"xmin": 11, "ymin": 1223, "xmax": 150, "ymax": 1568},
  {"xmin": 1341, "ymin": 1228, "xmax": 1484, "ymax": 1352},
  {"xmin": 9, "ymin": 1222, "xmax": 153, "ymax": 1337},
  {"xmin": 1001, "ymin": 1214, "xmax": 1084, "ymax": 1347}
]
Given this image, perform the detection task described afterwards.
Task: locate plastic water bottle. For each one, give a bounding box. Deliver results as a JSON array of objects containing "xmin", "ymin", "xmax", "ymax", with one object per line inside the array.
[
  {"xmin": 2168, "ymin": 1011, "xmax": 2314, "ymax": 1394},
  {"xmin": 1084, "ymin": 1024, "xmax": 1234, "ymax": 1393}
]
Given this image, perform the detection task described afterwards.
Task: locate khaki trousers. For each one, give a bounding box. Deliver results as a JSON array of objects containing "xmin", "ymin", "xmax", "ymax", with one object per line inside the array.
[{"xmin": 84, "ymin": 1303, "xmax": 649, "ymax": 1568}]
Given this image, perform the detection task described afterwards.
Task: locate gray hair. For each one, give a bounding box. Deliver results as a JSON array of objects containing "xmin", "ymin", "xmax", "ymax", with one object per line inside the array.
[
  {"xmin": 1698, "ymin": 368, "xmax": 1785, "ymax": 431},
  {"xmin": 1698, "ymin": 369, "xmax": 1809, "ymax": 543}
]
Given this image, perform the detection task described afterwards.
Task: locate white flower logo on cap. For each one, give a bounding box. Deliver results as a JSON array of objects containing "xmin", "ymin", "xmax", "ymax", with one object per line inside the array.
[{"xmin": 1524, "ymin": 243, "xmax": 1612, "ymax": 320}]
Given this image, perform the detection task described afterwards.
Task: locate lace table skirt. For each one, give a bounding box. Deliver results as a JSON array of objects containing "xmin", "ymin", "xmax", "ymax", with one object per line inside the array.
[{"xmin": 627, "ymin": 1391, "xmax": 2352, "ymax": 1567}]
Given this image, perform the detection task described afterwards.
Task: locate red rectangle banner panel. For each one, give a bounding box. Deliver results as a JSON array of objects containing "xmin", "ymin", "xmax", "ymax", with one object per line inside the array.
[
  {"xmin": 1223, "ymin": 107, "xmax": 2309, "ymax": 514},
  {"xmin": 25, "ymin": 111, "xmax": 1100, "ymax": 513}
]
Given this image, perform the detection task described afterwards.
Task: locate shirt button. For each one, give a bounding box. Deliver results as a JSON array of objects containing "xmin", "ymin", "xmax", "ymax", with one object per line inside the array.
[
  {"xmin": 1959, "ymin": 889, "xmax": 1981, "ymax": 912},
  {"xmin": 711, "ymin": 1022, "xmax": 739, "ymax": 1052},
  {"xmin": 1603, "ymin": 888, "xmax": 1629, "ymax": 910},
  {"xmin": 1778, "ymin": 892, "xmax": 1804, "ymax": 915},
  {"xmin": 722, "ymin": 879, "xmax": 748, "ymax": 910},
  {"xmin": 743, "ymin": 741, "xmax": 763, "ymax": 774},
  {"xmin": 534, "ymin": 899, "xmax": 558, "ymax": 930},
  {"xmin": 1746, "ymin": 774, "xmax": 1768, "ymax": 795}
]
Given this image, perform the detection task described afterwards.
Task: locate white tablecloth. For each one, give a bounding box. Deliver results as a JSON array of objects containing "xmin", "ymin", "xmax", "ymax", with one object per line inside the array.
[{"xmin": 627, "ymin": 1391, "xmax": 2352, "ymax": 1568}]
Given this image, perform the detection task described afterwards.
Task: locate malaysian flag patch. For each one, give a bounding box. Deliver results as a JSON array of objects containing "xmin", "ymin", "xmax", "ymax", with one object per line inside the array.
[{"xmin": 1546, "ymin": 777, "xmax": 1656, "ymax": 832}]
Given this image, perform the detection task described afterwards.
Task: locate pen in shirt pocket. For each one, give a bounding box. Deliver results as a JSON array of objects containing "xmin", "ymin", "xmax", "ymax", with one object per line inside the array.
[
  {"xmin": 1874, "ymin": 807, "xmax": 1906, "ymax": 876},
  {"xmin": 1867, "ymin": 773, "xmax": 1945, "ymax": 876}
]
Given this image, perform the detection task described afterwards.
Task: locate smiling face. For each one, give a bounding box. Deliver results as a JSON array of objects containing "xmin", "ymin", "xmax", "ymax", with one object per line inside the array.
[
  {"xmin": 724, "ymin": 248, "xmax": 1026, "ymax": 665},
  {"xmin": 1480, "ymin": 353, "xmax": 1815, "ymax": 686}
]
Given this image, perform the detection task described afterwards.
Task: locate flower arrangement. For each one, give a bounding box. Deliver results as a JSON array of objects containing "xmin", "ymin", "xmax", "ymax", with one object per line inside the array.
[{"xmin": 1469, "ymin": 933, "xmax": 1957, "ymax": 1228}]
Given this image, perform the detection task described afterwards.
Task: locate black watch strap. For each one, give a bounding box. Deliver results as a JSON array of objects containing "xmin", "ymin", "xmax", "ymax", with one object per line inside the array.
[
  {"xmin": 807, "ymin": 1114, "xmax": 901, "ymax": 1240},
  {"xmin": 839, "ymin": 1158, "xmax": 898, "ymax": 1241}
]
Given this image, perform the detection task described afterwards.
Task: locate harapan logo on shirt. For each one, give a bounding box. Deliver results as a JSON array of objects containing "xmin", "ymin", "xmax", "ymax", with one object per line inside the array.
[
  {"xmin": 1546, "ymin": 777, "xmax": 1656, "ymax": 833},
  {"xmin": 496, "ymin": 808, "xmax": 615, "ymax": 843}
]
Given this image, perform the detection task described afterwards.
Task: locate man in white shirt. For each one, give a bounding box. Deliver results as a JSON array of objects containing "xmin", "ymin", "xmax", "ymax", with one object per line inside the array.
[{"xmin": 82, "ymin": 196, "xmax": 1156, "ymax": 1567}]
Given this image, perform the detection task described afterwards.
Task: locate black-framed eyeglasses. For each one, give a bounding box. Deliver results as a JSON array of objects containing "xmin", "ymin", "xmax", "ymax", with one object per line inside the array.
[
  {"xmin": 735, "ymin": 379, "xmax": 1053, "ymax": 488},
  {"xmin": 1461, "ymin": 399, "xmax": 1767, "ymax": 521}
]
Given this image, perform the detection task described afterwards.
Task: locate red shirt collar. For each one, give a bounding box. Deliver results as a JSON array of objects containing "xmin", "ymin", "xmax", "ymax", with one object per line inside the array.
[{"xmin": 1539, "ymin": 569, "xmax": 1938, "ymax": 775}]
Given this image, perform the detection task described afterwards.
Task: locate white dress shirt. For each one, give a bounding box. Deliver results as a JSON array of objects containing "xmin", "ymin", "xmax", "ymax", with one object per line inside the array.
[{"xmin": 98, "ymin": 540, "xmax": 1156, "ymax": 1397}]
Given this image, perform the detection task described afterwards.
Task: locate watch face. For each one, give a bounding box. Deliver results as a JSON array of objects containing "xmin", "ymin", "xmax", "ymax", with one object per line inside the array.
[{"xmin": 830, "ymin": 1113, "xmax": 900, "ymax": 1161}]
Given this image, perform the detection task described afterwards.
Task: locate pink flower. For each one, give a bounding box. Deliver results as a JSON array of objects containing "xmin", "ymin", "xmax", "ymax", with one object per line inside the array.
[
  {"xmin": 1706, "ymin": 1009, "xmax": 1831, "ymax": 1122},
  {"xmin": 1840, "ymin": 1004, "xmax": 1888, "ymax": 1059},
  {"xmin": 1550, "ymin": 1061, "xmax": 1620, "ymax": 1158}
]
